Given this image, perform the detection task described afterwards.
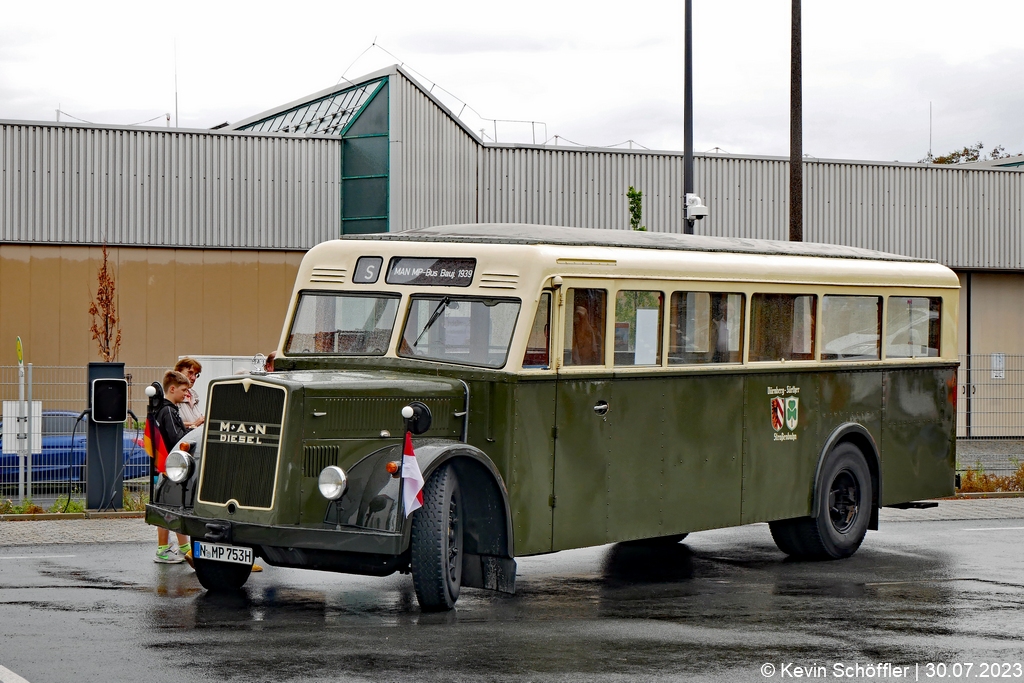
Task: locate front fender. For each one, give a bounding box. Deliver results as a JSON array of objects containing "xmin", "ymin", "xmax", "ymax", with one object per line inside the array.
[
  {"xmin": 327, "ymin": 439, "xmax": 514, "ymax": 559},
  {"xmin": 414, "ymin": 440, "xmax": 515, "ymax": 558}
]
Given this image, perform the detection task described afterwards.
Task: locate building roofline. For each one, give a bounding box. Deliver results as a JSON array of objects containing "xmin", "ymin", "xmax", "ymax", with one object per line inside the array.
[
  {"xmin": 226, "ymin": 64, "xmax": 400, "ymax": 131},
  {"xmin": 0, "ymin": 118, "xmax": 250, "ymax": 136},
  {"xmin": 955, "ymin": 156, "xmax": 1024, "ymax": 170}
]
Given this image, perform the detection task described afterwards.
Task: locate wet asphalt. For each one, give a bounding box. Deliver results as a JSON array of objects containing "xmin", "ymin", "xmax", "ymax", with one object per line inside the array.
[{"xmin": 1, "ymin": 518, "xmax": 1023, "ymax": 683}]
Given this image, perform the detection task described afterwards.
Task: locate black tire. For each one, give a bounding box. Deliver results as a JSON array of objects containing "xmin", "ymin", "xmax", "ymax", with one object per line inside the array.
[
  {"xmin": 769, "ymin": 442, "xmax": 873, "ymax": 560},
  {"xmin": 622, "ymin": 533, "xmax": 689, "ymax": 547},
  {"xmin": 769, "ymin": 517, "xmax": 811, "ymax": 557},
  {"xmin": 411, "ymin": 465, "xmax": 463, "ymax": 611},
  {"xmin": 193, "ymin": 548, "xmax": 253, "ymax": 592}
]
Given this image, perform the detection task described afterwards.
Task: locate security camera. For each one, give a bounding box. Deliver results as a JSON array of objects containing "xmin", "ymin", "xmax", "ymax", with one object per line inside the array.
[{"xmin": 685, "ymin": 193, "xmax": 709, "ymax": 221}]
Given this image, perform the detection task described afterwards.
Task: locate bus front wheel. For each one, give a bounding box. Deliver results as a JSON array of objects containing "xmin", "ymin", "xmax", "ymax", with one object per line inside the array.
[
  {"xmin": 193, "ymin": 553, "xmax": 253, "ymax": 592},
  {"xmin": 411, "ymin": 464, "xmax": 464, "ymax": 611},
  {"xmin": 769, "ymin": 442, "xmax": 872, "ymax": 560}
]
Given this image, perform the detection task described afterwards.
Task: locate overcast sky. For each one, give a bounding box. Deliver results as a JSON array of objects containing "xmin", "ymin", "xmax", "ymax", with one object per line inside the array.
[{"xmin": 2, "ymin": 0, "xmax": 1022, "ymax": 163}]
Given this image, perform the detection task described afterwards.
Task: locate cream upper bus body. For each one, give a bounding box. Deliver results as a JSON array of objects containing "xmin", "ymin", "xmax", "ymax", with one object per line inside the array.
[{"xmin": 278, "ymin": 223, "xmax": 960, "ymax": 370}]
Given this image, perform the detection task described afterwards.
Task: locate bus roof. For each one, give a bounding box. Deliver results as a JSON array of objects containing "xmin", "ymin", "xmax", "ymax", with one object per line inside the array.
[{"xmin": 343, "ymin": 223, "xmax": 929, "ymax": 264}]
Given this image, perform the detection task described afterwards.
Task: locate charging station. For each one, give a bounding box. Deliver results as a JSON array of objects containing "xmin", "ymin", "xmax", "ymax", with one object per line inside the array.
[{"xmin": 86, "ymin": 362, "xmax": 128, "ymax": 510}]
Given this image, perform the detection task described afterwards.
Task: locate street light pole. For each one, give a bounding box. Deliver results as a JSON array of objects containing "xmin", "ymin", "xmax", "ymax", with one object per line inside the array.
[
  {"xmin": 789, "ymin": 0, "xmax": 803, "ymax": 242},
  {"xmin": 683, "ymin": 0, "xmax": 694, "ymax": 234}
]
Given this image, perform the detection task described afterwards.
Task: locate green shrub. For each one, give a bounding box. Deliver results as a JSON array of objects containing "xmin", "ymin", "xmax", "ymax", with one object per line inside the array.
[
  {"xmin": 0, "ymin": 498, "xmax": 45, "ymax": 514},
  {"xmin": 48, "ymin": 497, "xmax": 86, "ymax": 513},
  {"xmin": 958, "ymin": 460, "xmax": 1024, "ymax": 493}
]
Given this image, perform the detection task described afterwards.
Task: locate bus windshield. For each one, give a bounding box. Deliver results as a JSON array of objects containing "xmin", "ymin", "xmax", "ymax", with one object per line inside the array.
[
  {"xmin": 399, "ymin": 295, "xmax": 521, "ymax": 368},
  {"xmin": 286, "ymin": 292, "xmax": 400, "ymax": 355}
]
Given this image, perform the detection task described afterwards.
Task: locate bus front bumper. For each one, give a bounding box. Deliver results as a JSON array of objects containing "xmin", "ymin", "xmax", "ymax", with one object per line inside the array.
[{"xmin": 145, "ymin": 503, "xmax": 407, "ymax": 576}]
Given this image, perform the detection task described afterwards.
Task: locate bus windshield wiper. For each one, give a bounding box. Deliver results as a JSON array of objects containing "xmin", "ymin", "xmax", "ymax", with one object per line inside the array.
[{"xmin": 414, "ymin": 297, "xmax": 450, "ymax": 346}]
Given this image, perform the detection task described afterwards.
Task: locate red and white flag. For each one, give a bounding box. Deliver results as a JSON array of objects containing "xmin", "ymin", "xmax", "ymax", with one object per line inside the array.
[{"xmin": 402, "ymin": 431, "xmax": 425, "ymax": 517}]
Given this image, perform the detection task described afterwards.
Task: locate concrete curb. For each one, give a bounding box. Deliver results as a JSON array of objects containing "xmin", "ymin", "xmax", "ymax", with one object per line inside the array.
[
  {"xmin": 955, "ymin": 491, "xmax": 1024, "ymax": 499},
  {"xmin": 0, "ymin": 511, "xmax": 145, "ymax": 522}
]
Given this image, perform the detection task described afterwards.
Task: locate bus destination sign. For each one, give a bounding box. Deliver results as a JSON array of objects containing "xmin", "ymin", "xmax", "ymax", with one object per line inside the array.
[{"xmin": 386, "ymin": 257, "xmax": 476, "ymax": 287}]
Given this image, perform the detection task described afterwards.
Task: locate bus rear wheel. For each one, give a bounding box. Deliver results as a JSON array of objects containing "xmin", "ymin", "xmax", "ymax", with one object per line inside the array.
[
  {"xmin": 411, "ymin": 464, "xmax": 464, "ymax": 611},
  {"xmin": 769, "ymin": 442, "xmax": 872, "ymax": 560}
]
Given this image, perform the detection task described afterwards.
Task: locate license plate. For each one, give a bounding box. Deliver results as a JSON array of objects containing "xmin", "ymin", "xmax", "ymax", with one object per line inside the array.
[{"xmin": 193, "ymin": 541, "xmax": 253, "ymax": 566}]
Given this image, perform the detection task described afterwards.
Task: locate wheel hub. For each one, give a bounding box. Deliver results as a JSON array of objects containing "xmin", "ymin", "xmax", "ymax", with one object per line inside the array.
[{"xmin": 828, "ymin": 468, "xmax": 860, "ymax": 534}]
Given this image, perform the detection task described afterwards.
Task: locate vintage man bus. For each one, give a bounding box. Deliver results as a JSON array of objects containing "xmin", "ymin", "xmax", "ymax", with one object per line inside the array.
[{"xmin": 147, "ymin": 223, "xmax": 958, "ymax": 611}]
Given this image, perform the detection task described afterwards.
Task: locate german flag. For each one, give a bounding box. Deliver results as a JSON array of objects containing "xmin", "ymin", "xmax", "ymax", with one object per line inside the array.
[{"xmin": 144, "ymin": 416, "xmax": 169, "ymax": 474}]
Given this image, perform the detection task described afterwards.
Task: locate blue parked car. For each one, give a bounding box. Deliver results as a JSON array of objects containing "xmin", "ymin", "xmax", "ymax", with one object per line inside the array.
[{"xmin": 0, "ymin": 410, "xmax": 149, "ymax": 485}]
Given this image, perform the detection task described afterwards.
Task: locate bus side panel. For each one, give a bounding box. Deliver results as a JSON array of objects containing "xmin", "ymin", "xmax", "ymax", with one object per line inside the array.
[
  {"xmin": 740, "ymin": 372, "xmax": 823, "ymax": 524},
  {"xmin": 880, "ymin": 367, "xmax": 957, "ymax": 504},
  {"xmin": 606, "ymin": 375, "xmax": 669, "ymax": 541},
  {"xmin": 509, "ymin": 380, "xmax": 557, "ymax": 555},
  {"xmin": 819, "ymin": 368, "xmax": 884, "ymax": 493},
  {"xmin": 552, "ymin": 379, "xmax": 610, "ymax": 551},
  {"xmin": 644, "ymin": 373, "xmax": 745, "ymax": 535}
]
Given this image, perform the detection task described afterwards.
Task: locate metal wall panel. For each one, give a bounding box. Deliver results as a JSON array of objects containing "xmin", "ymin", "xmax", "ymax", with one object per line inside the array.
[
  {"xmin": 5, "ymin": 96, "xmax": 1024, "ymax": 270},
  {"xmin": 477, "ymin": 147, "xmax": 793, "ymax": 238},
  {"xmin": 478, "ymin": 147, "xmax": 692, "ymax": 233},
  {"xmin": 0, "ymin": 123, "xmax": 340, "ymax": 249},
  {"xmin": 802, "ymin": 161, "xmax": 1024, "ymax": 269},
  {"xmin": 390, "ymin": 73, "xmax": 477, "ymax": 230},
  {"xmin": 475, "ymin": 146, "xmax": 1024, "ymax": 268}
]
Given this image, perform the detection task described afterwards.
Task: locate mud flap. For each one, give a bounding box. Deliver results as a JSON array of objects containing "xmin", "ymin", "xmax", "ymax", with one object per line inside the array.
[{"xmin": 462, "ymin": 553, "xmax": 517, "ymax": 594}]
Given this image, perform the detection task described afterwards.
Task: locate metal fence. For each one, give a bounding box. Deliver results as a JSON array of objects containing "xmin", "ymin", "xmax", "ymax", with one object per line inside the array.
[
  {"xmin": 3, "ymin": 358, "xmax": 1023, "ymax": 505},
  {"xmin": 956, "ymin": 354, "xmax": 1024, "ymax": 474},
  {"xmin": 0, "ymin": 365, "xmax": 166, "ymax": 506}
]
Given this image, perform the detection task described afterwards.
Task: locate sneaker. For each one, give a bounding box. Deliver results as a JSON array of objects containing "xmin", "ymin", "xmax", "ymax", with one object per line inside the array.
[
  {"xmin": 154, "ymin": 546, "xmax": 184, "ymax": 564},
  {"xmin": 177, "ymin": 544, "xmax": 195, "ymax": 569}
]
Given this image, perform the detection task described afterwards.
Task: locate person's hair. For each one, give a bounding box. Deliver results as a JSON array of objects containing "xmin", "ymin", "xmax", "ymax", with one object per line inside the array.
[
  {"xmin": 174, "ymin": 357, "xmax": 202, "ymax": 373},
  {"xmin": 265, "ymin": 350, "xmax": 277, "ymax": 371},
  {"xmin": 162, "ymin": 370, "xmax": 190, "ymax": 392}
]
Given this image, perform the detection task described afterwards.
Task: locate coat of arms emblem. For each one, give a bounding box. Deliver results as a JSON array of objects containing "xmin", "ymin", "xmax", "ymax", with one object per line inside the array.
[
  {"xmin": 785, "ymin": 396, "xmax": 799, "ymax": 431},
  {"xmin": 770, "ymin": 396, "xmax": 785, "ymax": 432}
]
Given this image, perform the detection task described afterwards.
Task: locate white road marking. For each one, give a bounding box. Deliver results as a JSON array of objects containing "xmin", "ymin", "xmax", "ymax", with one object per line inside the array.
[
  {"xmin": 0, "ymin": 555, "xmax": 76, "ymax": 561},
  {"xmin": 961, "ymin": 526, "xmax": 1024, "ymax": 532},
  {"xmin": 0, "ymin": 664, "xmax": 32, "ymax": 683},
  {"xmin": 866, "ymin": 546, "xmax": 930, "ymax": 559}
]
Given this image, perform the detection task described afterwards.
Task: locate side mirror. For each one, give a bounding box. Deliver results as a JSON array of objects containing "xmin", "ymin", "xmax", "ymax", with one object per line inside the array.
[{"xmin": 145, "ymin": 382, "xmax": 164, "ymax": 413}]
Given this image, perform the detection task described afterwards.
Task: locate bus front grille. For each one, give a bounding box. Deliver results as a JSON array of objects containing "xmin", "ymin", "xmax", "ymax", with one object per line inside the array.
[{"xmin": 199, "ymin": 380, "xmax": 287, "ymax": 509}]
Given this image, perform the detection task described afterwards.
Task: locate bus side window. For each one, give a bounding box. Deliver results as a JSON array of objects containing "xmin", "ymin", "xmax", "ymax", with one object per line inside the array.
[
  {"xmin": 886, "ymin": 296, "xmax": 941, "ymax": 358},
  {"xmin": 563, "ymin": 288, "xmax": 607, "ymax": 366},
  {"xmin": 821, "ymin": 295, "xmax": 882, "ymax": 361},
  {"xmin": 750, "ymin": 294, "xmax": 817, "ymax": 362},
  {"xmin": 614, "ymin": 291, "xmax": 663, "ymax": 366},
  {"xmin": 668, "ymin": 292, "xmax": 744, "ymax": 364},
  {"xmin": 523, "ymin": 292, "xmax": 552, "ymax": 368}
]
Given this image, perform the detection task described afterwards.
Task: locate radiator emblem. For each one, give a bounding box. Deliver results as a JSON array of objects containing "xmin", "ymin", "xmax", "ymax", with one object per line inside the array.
[{"xmin": 216, "ymin": 421, "xmax": 278, "ymax": 446}]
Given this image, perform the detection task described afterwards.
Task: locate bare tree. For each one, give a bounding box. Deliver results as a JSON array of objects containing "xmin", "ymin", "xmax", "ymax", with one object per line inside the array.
[{"xmin": 88, "ymin": 244, "xmax": 121, "ymax": 362}]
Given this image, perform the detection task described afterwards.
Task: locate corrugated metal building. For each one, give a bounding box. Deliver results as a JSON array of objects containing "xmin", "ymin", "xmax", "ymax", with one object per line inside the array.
[{"xmin": 1, "ymin": 64, "xmax": 1022, "ymax": 379}]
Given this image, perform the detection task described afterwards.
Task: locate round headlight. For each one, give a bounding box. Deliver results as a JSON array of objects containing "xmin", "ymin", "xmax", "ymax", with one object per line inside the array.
[
  {"xmin": 165, "ymin": 450, "xmax": 194, "ymax": 483},
  {"xmin": 318, "ymin": 465, "xmax": 348, "ymax": 500}
]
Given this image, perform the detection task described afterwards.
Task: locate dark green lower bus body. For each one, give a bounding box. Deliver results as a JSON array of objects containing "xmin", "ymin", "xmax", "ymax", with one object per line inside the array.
[
  {"xmin": 513, "ymin": 364, "xmax": 955, "ymax": 554},
  {"xmin": 147, "ymin": 362, "xmax": 955, "ymax": 602}
]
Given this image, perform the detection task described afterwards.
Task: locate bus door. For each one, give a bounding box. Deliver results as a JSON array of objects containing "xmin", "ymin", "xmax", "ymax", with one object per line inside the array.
[
  {"xmin": 605, "ymin": 288, "xmax": 744, "ymax": 540},
  {"xmin": 552, "ymin": 285, "xmax": 611, "ymax": 551}
]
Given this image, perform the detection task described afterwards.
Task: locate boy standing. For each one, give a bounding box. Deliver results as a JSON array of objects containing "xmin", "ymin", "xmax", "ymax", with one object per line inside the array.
[{"xmin": 154, "ymin": 370, "xmax": 192, "ymax": 564}]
